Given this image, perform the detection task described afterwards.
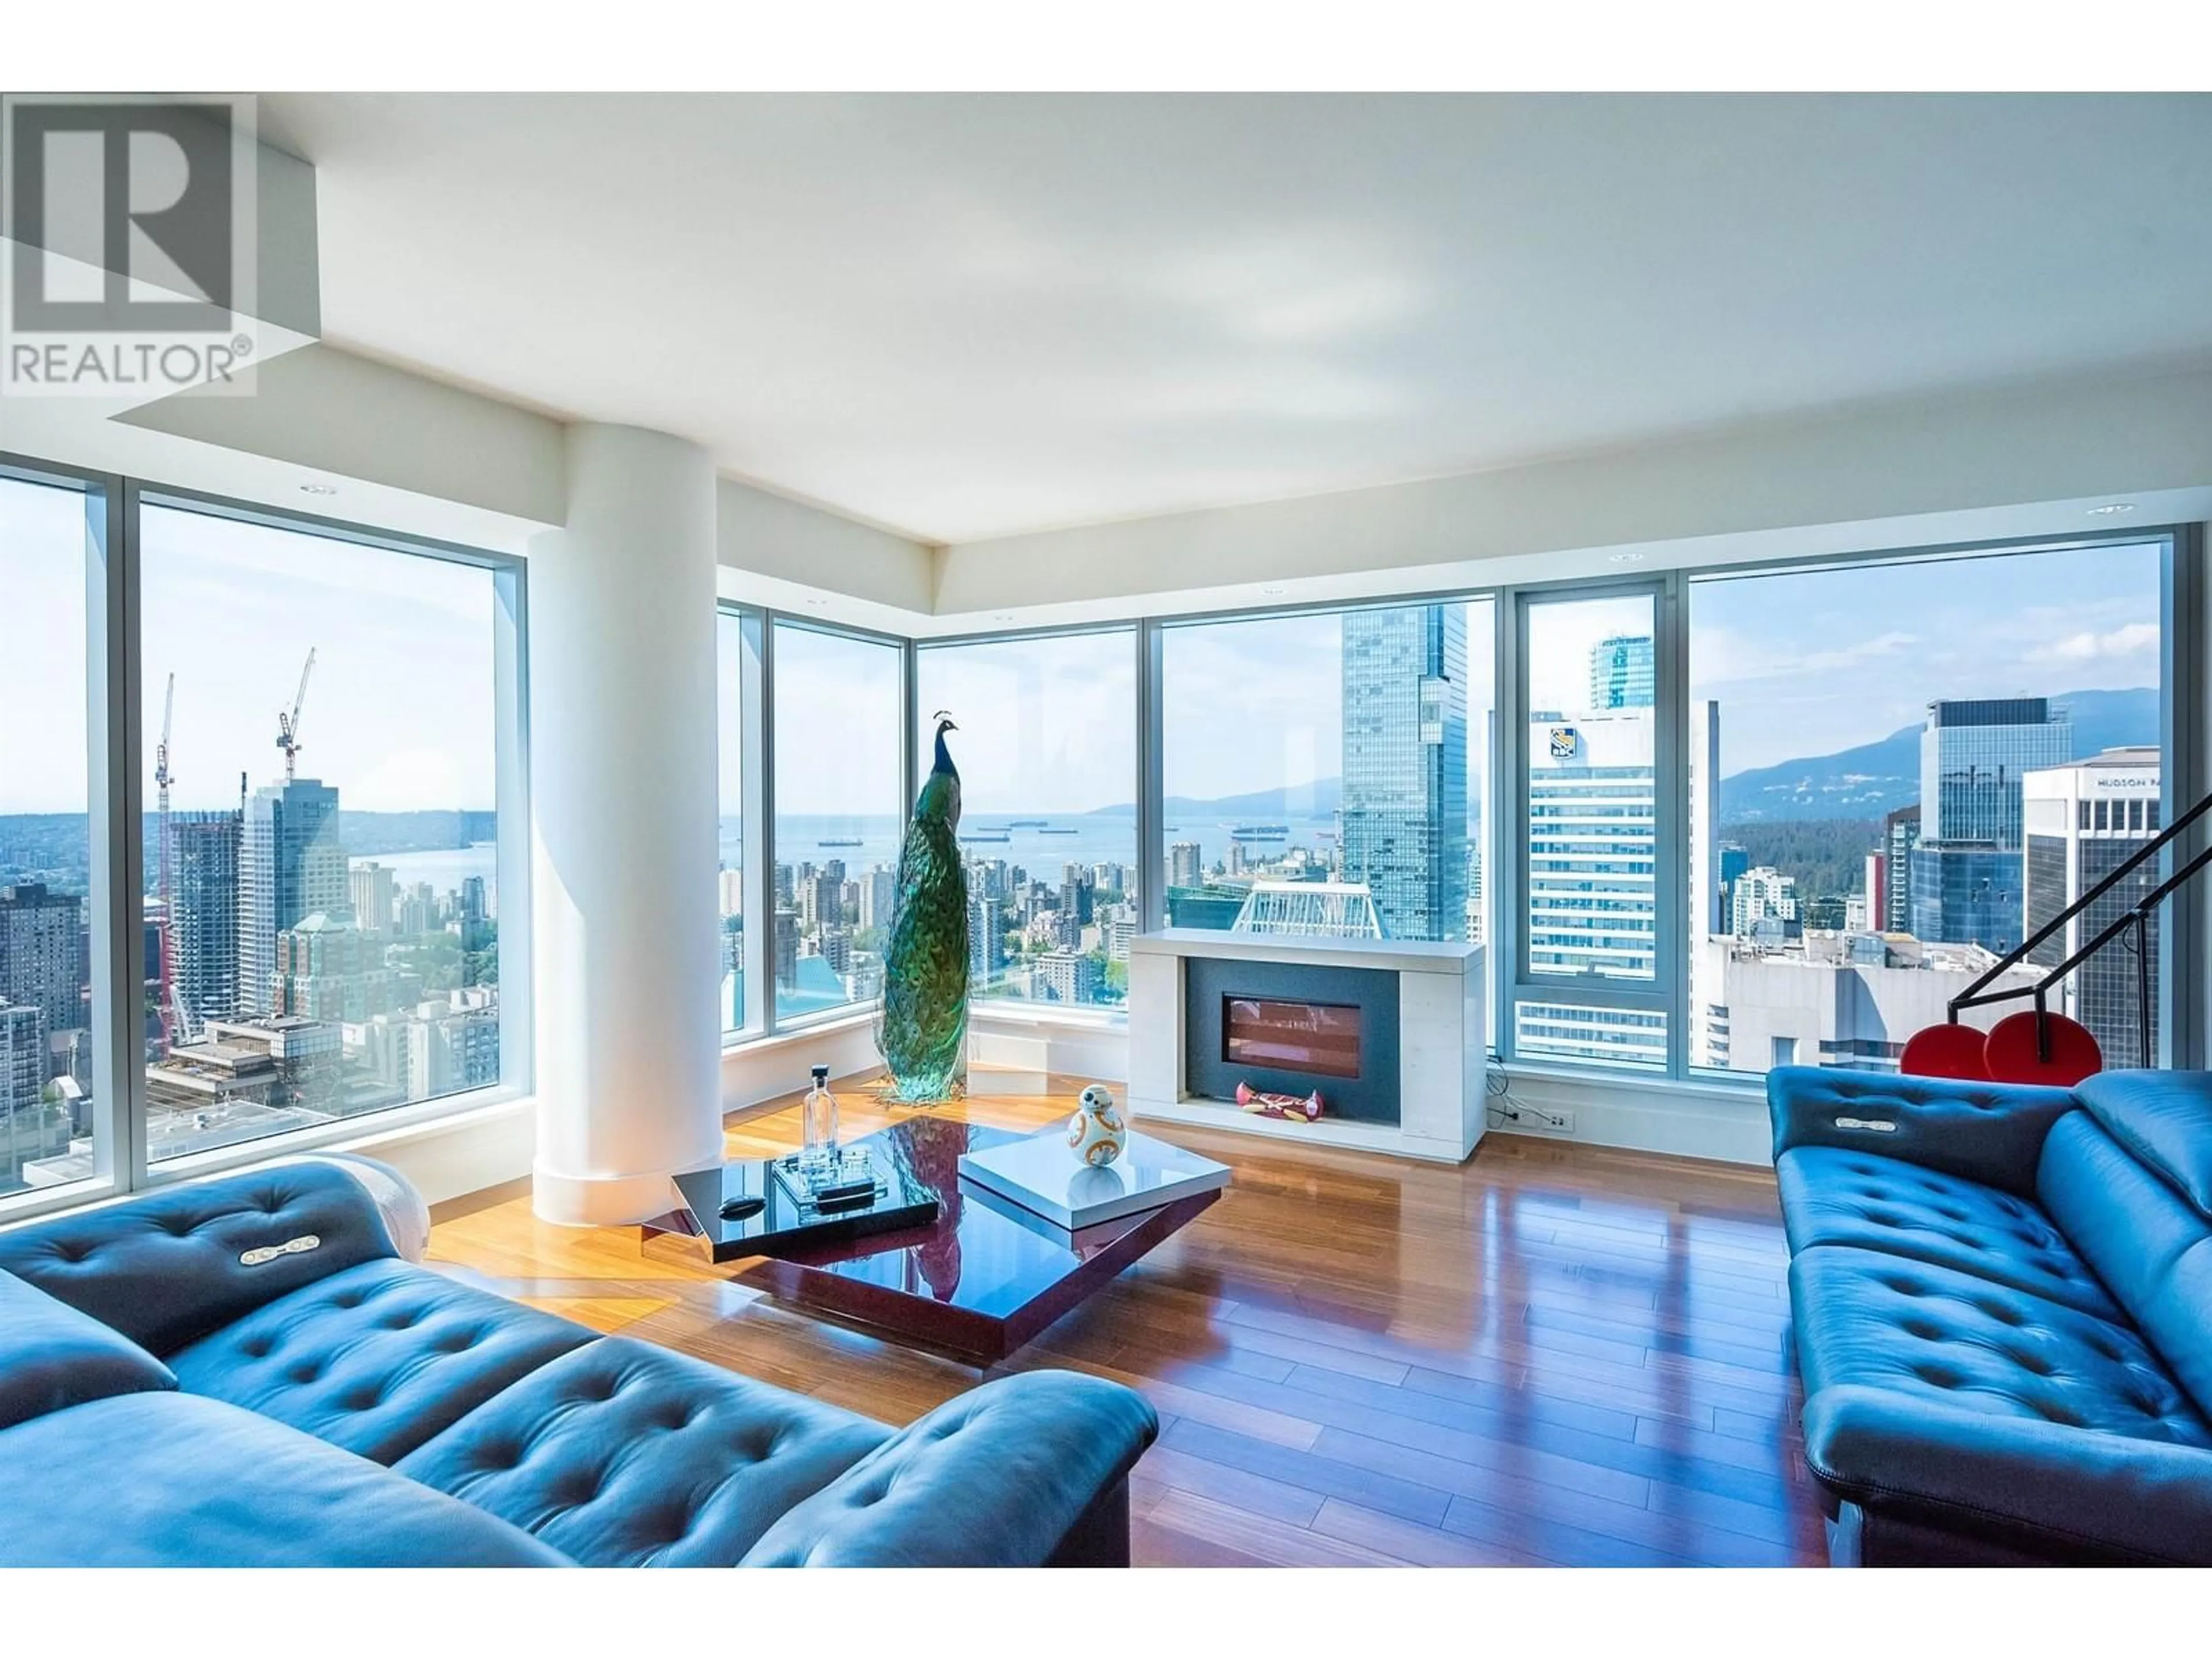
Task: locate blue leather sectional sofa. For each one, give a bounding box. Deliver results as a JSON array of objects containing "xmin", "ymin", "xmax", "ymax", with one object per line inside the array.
[
  {"xmin": 0, "ymin": 1156, "xmax": 1156, "ymax": 1566},
  {"xmin": 1770, "ymin": 1065, "xmax": 2212, "ymax": 1566}
]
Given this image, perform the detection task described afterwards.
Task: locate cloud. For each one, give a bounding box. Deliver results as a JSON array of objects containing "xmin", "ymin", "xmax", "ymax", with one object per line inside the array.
[
  {"xmin": 2034, "ymin": 622, "xmax": 2160, "ymax": 662},
  {"xmin": 1801, "ymin": 629, "xmax": 1920, "ymax": 673}
]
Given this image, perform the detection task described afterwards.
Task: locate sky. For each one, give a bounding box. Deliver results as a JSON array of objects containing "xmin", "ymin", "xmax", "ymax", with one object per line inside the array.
[
  {"xmin": 6, "ymin": 467, "xmax": 2166, "ymax": 817},
  {"xmin": 1688, "ymin": 541, "xmax": 2163, "ymax": 772},
  {"xmin": 3, "ymin": 478, "xmax": 499, "ymax": 816}
]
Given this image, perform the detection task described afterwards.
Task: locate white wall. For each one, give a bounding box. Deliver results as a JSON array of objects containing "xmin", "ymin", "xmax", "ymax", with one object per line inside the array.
[
  {"xmin": 930, "ymin": 361, "xmax": 2212, "ymax": 622},
  {"xmin": 121, "ymin": 342, "xmax": 567, "ymax": 528},
  {"xmin": 716, "ymin": 476, "xmax": 936, "ymax": 615}
]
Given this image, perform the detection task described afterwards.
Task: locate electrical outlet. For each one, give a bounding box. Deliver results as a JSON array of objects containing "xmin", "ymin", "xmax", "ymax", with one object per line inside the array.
[{"xmin": 1503, "ymin": 1105, "xmax": 1575, "ymax": 1136}]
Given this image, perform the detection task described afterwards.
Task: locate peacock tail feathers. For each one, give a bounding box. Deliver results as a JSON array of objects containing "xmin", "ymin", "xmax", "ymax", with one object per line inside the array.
[{"xmin": 876, "ymin": 717, "xmax": 970, "ymax": 1103}]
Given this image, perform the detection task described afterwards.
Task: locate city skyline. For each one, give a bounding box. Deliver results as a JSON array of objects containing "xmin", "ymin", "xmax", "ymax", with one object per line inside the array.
[{"xmin": 10, "ymin": 474, "xmax": 2165, "ymax": 819}]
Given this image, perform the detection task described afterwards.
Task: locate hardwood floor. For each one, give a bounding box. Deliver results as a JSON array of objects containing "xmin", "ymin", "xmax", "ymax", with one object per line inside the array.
[{"xmin": 427, "ymin": 1079, "xmax": 1824, "ymax": 1567}]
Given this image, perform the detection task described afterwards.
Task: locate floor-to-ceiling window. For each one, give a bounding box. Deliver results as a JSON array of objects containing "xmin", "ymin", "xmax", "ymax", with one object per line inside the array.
[
  {"xmin": 770, "ymin": 620, "xmax": 904, "ymax": 1024},
  {"xmin": 915, "ymin": 628, "xmax": 1137, "ymax": 1011},
  {"xmin": 0, "ymin": 474, "xmax": 100, "ymax": 1199},
  {"xmin": 1157, "ymin": 600, "xmax": 1492, "ymax": 948},
  {"xmin": 715, "ymin": 611, "xmax": 748, "ymax": 1036},
  {"xmin": 1513, "ymin": 589, "xmax": 1669, "ymax": 1070},
  {"xmin": 1685, "ymin": 540, "xmax": 2171, "ymax": 1077},
  {"xmin": 131, "ymin": 499, "xmax": 516, "ymax": 1171}
]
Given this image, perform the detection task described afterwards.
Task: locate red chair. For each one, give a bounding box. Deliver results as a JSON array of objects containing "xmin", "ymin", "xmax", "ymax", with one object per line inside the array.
[
  {"xmin": 1898, "ymin": 1022, "xmax": 1994, "ymax": 1081},
  {"xmin": 1982, "ymin": 1010, "xmax": 2103, "ymax": 1086}
]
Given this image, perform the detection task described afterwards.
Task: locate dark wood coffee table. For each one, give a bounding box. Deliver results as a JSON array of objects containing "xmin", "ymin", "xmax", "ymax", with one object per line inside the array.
[{"xmin": 641, "ymin": 1118, "xmax": 1224, "ymax": 1364}]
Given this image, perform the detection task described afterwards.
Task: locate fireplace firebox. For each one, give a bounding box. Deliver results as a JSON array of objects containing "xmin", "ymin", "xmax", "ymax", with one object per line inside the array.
[{"xmin": 1184, "ymin": 956, "xmax": 1401, "ymax": 1124}]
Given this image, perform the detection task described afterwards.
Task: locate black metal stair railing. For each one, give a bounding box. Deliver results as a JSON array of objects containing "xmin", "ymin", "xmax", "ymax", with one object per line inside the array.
[{"xmin": 1948, "ymin": 789, "xmax": 2212, "ymax": 1066}]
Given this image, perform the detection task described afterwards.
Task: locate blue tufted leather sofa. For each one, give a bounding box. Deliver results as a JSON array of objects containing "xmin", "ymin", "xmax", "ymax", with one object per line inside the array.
[
  {"xmin": 1770, "ymin": 1065, "xmax": 2212, "ymax": 1566},
  {"xmin": 0, "ymin": 1157, "xmax": 1156, "ymax": 1567}
]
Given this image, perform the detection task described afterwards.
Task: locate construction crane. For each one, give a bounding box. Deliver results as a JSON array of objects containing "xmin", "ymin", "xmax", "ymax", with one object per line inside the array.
[
  {"xmin": 154, "ymin": 674, "xmax": 181, "ymax": 1054},
  {"xmin": 276, "ymin": 647, "xmax": 316, "ymax": 782}
]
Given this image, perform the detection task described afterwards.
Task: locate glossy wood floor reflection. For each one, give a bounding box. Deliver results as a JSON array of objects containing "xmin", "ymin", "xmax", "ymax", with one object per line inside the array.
[{"xmin": 427, "ymin": 1080, "xmax": 1823, "ymax": 1567}]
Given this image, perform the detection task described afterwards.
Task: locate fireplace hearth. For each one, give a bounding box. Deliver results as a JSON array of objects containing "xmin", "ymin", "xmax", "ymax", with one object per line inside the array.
[{"xmin": 1128, "ymin": 929, "xmax": 1486, "ymax": 1163}]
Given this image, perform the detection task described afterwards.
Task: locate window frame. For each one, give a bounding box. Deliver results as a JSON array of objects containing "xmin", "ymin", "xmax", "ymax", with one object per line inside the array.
[
  {"xmin": 912, "ymin": 620, "xmax": 1145, "ymax": 1018},
  {"xmin": 729, "ymin": 609, "xmax": 917, "ymax": 1043},
  {"xmin": 0, "ymin": 457, "xmax": 533, "ymax": 1224}
]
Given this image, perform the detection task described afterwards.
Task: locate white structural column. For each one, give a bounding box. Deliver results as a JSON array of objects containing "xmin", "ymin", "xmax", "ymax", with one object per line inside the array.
[{"xmin": 528, "ymin": 424, "xmax": 724, "ymax": 1223}]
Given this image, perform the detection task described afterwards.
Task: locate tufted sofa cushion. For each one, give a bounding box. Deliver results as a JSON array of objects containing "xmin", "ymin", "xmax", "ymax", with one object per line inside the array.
[
  {"xmin": 1775, "ymin": 1146, "xmax": 2122, "ymax": 1321},
  {"xmin": 0, "ymin": 1390, "xmax": 565, "ymax": 1567},
  {"xmin": 1768, "ymin": 1066, "xmax": 2078, "ymax": 1197},
  {"xmin": 0, "ymin": 1161, "xmax": 402, "ymax": 1355},
  {"xmin": 2036, "ymin": 1108, "xmax": 2212, "ymax": 1421},
  {"xmin": 2073, "ymin": 1070, "xmax": 2212, "ymax": 1218},
  {"xmin": 168, "ymin": 1257, "xmax": 597, "ymax": 1465},
  {"xmin": 395, "ymin": 1336, "xmax": 889, "ymax": 1566},
  {"xmin": 741, "ymin": 1369, "xmax": 1161, "ymax": 1567},
  {"xmin": 0, "ymin": 1269, "xmax": 176, "ymax": 1431},
  {"xmin": 1790, "ymin": 1246, "xmax": 2211, "ymax": 1446}
]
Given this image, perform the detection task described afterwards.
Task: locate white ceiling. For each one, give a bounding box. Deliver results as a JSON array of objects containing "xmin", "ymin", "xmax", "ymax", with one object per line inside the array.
[{"xmin": 261, "ymin": 93, "xmax": 2212, "ymax": 547}]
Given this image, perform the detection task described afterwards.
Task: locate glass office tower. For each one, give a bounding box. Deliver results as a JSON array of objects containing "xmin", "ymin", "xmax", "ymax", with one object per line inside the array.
[{"xmin": 1339, "ymin": 605, "xmax": 1468, "ymax": 942}]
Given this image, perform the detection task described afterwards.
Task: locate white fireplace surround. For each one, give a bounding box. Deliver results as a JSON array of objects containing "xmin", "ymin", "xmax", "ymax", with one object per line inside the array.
[{"xmin": 1127, "ymin": 930, "xmax": 1487, "ymax": 1163}]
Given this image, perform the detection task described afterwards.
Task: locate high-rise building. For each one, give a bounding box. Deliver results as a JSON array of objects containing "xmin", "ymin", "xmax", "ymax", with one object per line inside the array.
[
  {"xmin": 349, "ymin": 860, "xmax": 396, "ymax": 934},
  {"xmin": 1730, "ymin": 867, "xmax": 1800, "ymax": 936},
  {"xmin": 271, "ymin": 913, "xmax": 395, "ymax": 1022},
  {"xmin": 1031, "ymin": 949, "xmax": 1097, "ymax": 1004},
  {"xmin": 172, "ymin": 810, "xmax": 243, "ymax": 1029},
  {"xmin": 1882, "ymin": 805, "xmax": 1922, "ymax": 933},
  {"xmin": 717, "ymin": 866, "xmax": 745, "ymax": 918},
  {"xmin": 1525, "ymin": 712, "xmax": 1656, "ymax": 979},
  {"xmin": 2024, "ymin": 748, "xmax": 2164, "ymax": 1067},
  {"xmin": 1059, "ymin": 863, "xmax": 1094, "ymax": 926},
  {"xmin": 1587, "ymin": 634, "xmax": 1656, "ymax": 710},
  {"xmin": 1339, "ymin": 605, "xmax": 1467, "ymax": 942},
  {"xmin": 408, "ymin": 999, "xmax": 501, "ymax": 1100},
  {"xmin": 968, "ymin": 893, "xmax": 1005, "ymax": 981},
  {"xmin": 1169, "ymin": 842, "xmax": 1203, "ymax": 889},
  {"xmin": 0, "ymin": 883, "xmax": 84, "ymax": 1047},
  {"xmin": 238, "ymin": 779, "xmax": 346, "ymax": 1016},
  {"xmin": 772, "ymin": 907, "xmax": 799, "ymax": 990},
  {"xmin": 397, "ymin": 881, "xmax": 437, "ymax": 937},
  {"xmin": 0, "ymin": 999, "xmax": 67, "ymax": 1195},
  {"xmin": 1921, "ymin": 698, "xmax": 2072, "ymax": 847},
  {"xmin": 0, "ymin": 1001, "xmax": 46, "ymax": 1119},
  {"xmin": 1909, "ymin": 842, "xmax": 2023, "ymax": 955},
  {"xmin": 799, "ymin": 868, "xmax": 843, "ymax": 930},
  {"xmin": 459, "ymin": 874, "xmax": 488, "ymax": 922},
  {"xmin": 858, "ymin": 865, "xmax": 897, "ymax": 931}
]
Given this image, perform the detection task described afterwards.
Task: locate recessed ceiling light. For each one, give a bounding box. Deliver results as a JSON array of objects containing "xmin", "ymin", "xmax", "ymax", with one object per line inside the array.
[
  {"xmin": 1607, "ymin": 552, "xmax": 1647, "ymax": 563},
  {"xmin": 2086, "ymin": 503, "xmax": 2135, "ymax": 516},
  {"xmin": 298, "ymin": 483, "xmax": 338, "ymax": 497}
]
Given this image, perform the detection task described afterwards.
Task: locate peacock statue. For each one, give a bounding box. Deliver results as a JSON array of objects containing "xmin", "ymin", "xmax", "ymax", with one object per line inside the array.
[{"xmin": 876, "ymin": 711, "xmax": 971, "ymax": 1103}]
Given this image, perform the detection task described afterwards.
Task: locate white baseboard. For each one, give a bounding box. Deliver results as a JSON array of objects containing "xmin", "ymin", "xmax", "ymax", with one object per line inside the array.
[
  {"xmin": 328, "ymin": 1096, "xmax": 537, "ymax": 1209},
  {"xmin": 1497, "ymin": 1067, "xmax": 1774, "ymax": 1165},
  {"xmin": 968, "ymin": 1016, "xmax": 1128, "ymax": 1086}
]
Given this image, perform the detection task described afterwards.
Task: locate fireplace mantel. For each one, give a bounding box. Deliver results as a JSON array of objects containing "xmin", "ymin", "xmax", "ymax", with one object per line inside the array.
[{"xmin": 1127, "ymin": 930, "xmax": 1486, "ymax": 1164}]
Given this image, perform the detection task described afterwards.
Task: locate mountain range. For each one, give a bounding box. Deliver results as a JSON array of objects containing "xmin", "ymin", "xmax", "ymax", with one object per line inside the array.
[
  {"xmin": 1715, "ymin": 687, "xmax": 2157, "ymax": 824},
  {"xmin": 1105, "ymin": 686, "xmax": 2158, "ymax": 825}
]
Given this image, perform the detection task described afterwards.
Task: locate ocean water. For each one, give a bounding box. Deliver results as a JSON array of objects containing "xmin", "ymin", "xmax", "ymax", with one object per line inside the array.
[{"xmin": 761, "ymin": 812, "xmax": 1335, "ymax": 882}]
